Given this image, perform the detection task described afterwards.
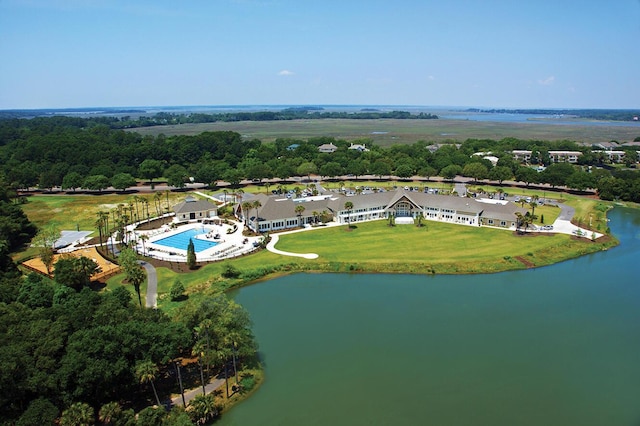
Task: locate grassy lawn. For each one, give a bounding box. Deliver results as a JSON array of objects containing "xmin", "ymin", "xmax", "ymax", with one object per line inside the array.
[
  {"xmin": 275, "ymin": 219, "xmax": 610, "ymax": 274},
  {"xmin": 21, "ymin": 192, "xmax": 196, "ymax": 230}
]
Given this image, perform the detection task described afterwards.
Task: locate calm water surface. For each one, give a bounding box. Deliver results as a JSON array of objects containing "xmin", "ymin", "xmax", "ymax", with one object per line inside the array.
[{"xmin": 222, "ymin": 208, "xmax": 640, "ymax": 426}]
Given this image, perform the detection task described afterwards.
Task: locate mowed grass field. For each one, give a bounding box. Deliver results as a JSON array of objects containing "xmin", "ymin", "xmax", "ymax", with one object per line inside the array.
[
  {"xmin": 273, "ymin": 219, "xmax": 606, "ymax": 273},
  {"xmin": 129, "ymin": 118, "xmax": 640, "ymax": 146},
  {"xmin": 20, "ymin": 192, "xmax": 186, "ymax": 230}
]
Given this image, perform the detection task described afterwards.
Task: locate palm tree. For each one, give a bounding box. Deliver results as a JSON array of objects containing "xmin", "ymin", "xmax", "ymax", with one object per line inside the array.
[
  {"xmin": 132, "ymin": 195, "xmax": 141, "ymax": 223},
  {"xmin": 312, "ymin": 211, "xmax": 319, "ymax": 224},
  {"xmin": 139, "ymin": 234, "xmax": 149, "ymax": 256},
  {"xmin": 60, "ymin": 402, "xmax": 94, "ymax": 426},
  {"xmin": 154, "ymin": 192, "xmax": 163, "ymax": 217},
  {"xmin": 234, "ymin": 188, "xmax": 244, "ymax": 205},
  {"xmin": 194, "ymin": 319, "xmax": 214, "ymax": 379},
  {"xmin": 252, "ymin": 200, "xmax": 262, "ymax": 231},
  {"xmin": 524, "ymin": 212, "xmax": 538, "ymax": 232},
  {"xmin": 136, "ymin": 360, "xmax": 162, "ymax": 407},
  {"xmin": 215, "ymin": 346, "xmax": 232, "ymax": 398},
  {"xmin": 98, "ymin": 401, "xmax": 122, "ymax": 424},
  {"xmin": 295, "ymin": 204, "xmax": 305, "ymax": 227},
  {"xmin": 344, "ymin": 201, "xmax": 354, "ymax": 228},
  {"xmin": 133, "ymin": 266, "xmax": 145, "ymax": 307},
  {"xmin": 264, "ymin": 181, "xmax": 271, "ymax": 194},
  {"xmin": 95, "ymin": 217, "xmax": 104, "ymax": 250},
  {"xmin": 141, "ymin": 197, "xmax": 150, "ymax": 223},
  {"xmin": 165, "ymin": 190, "xmax": 171, "ymax": 214},
  {"xmin": 241, "ymin": 202, "xmax": 252, "ymax": 225},
  {"xmin": 97, "ymin": 210, "xmax": 109, "ymax": 247},
  {"xmin": 188, "ymin": 393, "xmax": 219, "ymax": 425},
  {"xmin": 127, "ymin": 202, "xmax": 135, "ymax": 225},
  {"xmin": 529, "ymin": 195, "xmax": 540, "ymax": 216},
  {"xmin": 515, "ymin": 212, "xmax": 524, "ymax": 232}
]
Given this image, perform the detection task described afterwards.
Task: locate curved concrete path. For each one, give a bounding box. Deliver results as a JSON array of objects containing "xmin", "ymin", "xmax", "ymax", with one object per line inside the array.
[
  {"xmin": 266, "ymin": 232, "xmax": 319, "ymax": 259},
  {"xmin": 138, "ymin": 260, "xmax": 158, "ymax": 308}
]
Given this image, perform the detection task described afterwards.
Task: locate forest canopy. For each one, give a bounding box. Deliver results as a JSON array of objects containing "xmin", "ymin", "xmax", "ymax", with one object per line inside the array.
[{"xmin": 1, "ymin": 115, "xmax": 639, "ymax": 202}]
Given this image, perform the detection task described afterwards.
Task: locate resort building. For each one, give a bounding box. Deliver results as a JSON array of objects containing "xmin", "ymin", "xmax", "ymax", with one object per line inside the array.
[
  {"xmin": 548, "ymin": 150, "xmax": 583, "ymax": 163},
  {"xmin": 238, "ymin": 189, "xmax": 525, "ymax": 233},
  {"xmin": 512, "ymin": 150, "xmax": 533, "ymax": 163},
  {"xmin": 593, "ymin": 150, "xmax": 626, "ymax": 163},
  {"xmin": 318, "ymin": 143, "xmax": 338, "ymax": 153},
  {"xmin": 348, "ymin": 142, "xmax": 369, "ymax": 152},
  {"xmin": 173, "ymin": 196, "xmax": 218, "ymax": 222}
]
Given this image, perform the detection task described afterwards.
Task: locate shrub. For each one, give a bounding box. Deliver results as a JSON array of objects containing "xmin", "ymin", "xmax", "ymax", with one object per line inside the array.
[
  {"xmin": 240, "ymin": 375, "xmax": 256, "ymax": 393},
  {"xmin": 222, "ymin": 264, "xmax": 241, "ymax": 279},
  {"xmin": 170, "ymin": 279, "xmax": 185, "ymax": 301}
]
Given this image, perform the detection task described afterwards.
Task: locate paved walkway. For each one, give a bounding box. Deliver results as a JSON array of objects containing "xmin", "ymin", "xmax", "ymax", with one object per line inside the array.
[
  {"xmin": 170, "ymin": 377, "xmax": 225, "ymax": 407},
  {"xmin": 266, "ymin": 231, "xmax": 319, "ymax": 259},
  {"xmin": 139, "ymin": 260, "xmax": 158, "ymax": 308}
]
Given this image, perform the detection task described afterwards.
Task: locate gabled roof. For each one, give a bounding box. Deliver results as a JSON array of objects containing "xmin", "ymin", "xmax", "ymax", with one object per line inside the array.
[
  {"xmin": 255, "ymin": 196, "xmax": 335, "ymax": 221},
  {"xmin": 318, "ymin": 143, "xmax": 338, "ymax": 152},
  {"xmin": 385, "ymin": 189, "xmax": 423, "ymax": 210},
  {"xmin": 173, "ymin": 198, "xmax": 217, "ymax": 214},
  {"xmin": 479, "ymin": 202, "xmax": 526, "ymax": 221}
]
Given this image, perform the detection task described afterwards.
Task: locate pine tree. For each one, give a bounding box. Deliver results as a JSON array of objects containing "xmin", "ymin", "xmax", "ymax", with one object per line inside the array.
[{"xmin": 187, "ymin": 239, "xmax": 196, "ymax": 270}]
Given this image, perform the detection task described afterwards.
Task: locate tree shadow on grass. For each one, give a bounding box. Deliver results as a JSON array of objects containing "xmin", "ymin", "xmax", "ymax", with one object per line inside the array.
[
  {"xmin": 89, "ymin": 281, "xmax": 106, "ymax": 291},
  {"xmin": 171, "ymin": 294, "xmax": 189, "ymax": 302}
]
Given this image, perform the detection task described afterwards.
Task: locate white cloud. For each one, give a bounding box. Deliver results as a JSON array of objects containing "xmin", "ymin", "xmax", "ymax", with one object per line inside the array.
[
  {"xmin": 278, "ymin": 70, "xmax": 295, "ymax": 76},
  {"xmin": 538, "ymin": 76, "xmax": 555, "ymax": 86},
  {"xmin": 427, "ymin": 75, "xmax": 435, "ymax": 81}
]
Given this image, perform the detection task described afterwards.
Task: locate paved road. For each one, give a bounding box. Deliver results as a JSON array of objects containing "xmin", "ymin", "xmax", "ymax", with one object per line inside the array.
[
  {"xmin": 454, "ymin": 182, "xmax": 467, "ymax": 196},
  {"xmin": 138, "ymin": 260, "xmax": 158, "ymax": 308},
  {"xmin": 557, "ymin": 203, "xmax": 575, "ymax": 221},
  {"xmin": 170, "ymin": 377, "xmax": 226, "ymax": 407}
]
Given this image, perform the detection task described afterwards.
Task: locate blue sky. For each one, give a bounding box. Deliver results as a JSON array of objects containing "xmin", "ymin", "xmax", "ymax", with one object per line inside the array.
[{"xmin": 1, "ymin": 0, "xmax": 639, "ymax": 109}]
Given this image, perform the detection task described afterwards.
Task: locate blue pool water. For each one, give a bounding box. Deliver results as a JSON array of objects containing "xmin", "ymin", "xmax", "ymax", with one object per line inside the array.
[{"xmin": 153, "ymin": 228, "xmax": 219, "ymax": 253}]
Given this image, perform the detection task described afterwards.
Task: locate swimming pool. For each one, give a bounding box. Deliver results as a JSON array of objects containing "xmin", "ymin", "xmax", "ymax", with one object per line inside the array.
[{"xmin": 153, "ymin": 228, "xmax": 219, "ymax": 253}]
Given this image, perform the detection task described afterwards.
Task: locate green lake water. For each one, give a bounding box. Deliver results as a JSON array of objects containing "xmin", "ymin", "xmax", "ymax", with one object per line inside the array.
[{"xmin": 222, "ymin": 207, "xmax": 640, "ymax": 425}]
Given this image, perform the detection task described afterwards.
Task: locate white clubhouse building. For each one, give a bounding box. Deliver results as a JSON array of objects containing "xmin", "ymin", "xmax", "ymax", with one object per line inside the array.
[{"xmin": 236, "ymin": 189, "xmax": 526, "ymax": 233}]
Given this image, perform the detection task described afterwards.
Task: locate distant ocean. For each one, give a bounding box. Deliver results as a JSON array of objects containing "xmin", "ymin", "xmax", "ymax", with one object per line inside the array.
[{"xmin": 4, "ymin": 105, "xmax": 640, "ymax": 127}]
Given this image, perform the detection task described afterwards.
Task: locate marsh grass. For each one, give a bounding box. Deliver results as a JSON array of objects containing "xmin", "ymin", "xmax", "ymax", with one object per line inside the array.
[{"xmin": 128, "ymin": 118, "xmax": 640, "ymax": 146}]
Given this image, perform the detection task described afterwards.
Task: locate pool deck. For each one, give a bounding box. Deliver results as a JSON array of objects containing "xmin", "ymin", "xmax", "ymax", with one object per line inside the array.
[{"xmin": 130, "ymin": 219, "xmax": 264, "ymax": 263}]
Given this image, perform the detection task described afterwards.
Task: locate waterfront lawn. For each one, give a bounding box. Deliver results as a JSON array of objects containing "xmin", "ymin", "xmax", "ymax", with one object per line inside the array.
[{"xmin": 275, "ymin": 219, "xmax": 610, "ymax": 273}]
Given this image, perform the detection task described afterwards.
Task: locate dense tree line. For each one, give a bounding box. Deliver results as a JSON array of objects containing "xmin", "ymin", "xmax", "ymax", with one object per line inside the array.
[
  {"xmin": 117, "ymin": 108, "xmax": 438, "ymax": 129},
  {"xmin": 0, "ymin": 107, "xmax": 438, "ymax": 125},
  {"xmin": 0, "ymin": 181, "xmax": 258, "ymax": 424},
  {"xmin": 1, "ymin": 116, "xmax": 639, "ymax": 202}
]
